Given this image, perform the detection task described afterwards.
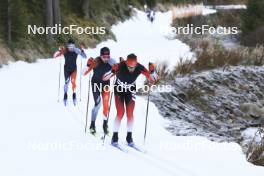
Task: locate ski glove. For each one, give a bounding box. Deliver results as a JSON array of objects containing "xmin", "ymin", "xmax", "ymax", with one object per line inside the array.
[
  {"xmin": 148, "ymin": 62, "xmax": 155, "ymax": 73},
  {"xmin": 80, "ymin": 43, "xmax": 86, "ymax": 53},
  {"xmin": 119, "ymin": 57, "xmax": 125, "ymax": 62},
  {"xmin": 53, "ymin": 46, "xmax": 65, "ymax": 58},
  {"xmin": 87, "ymin": 57, "xmax": 95, "ymax": 67},
  {"xmin": 112, "ymin": 63, "xmax": 119, "ymax": 73},
  {"xmin": 148, "ymin": 63, "xmax": 158, "ymax": 83},
  {"xmin": 83, "ymin": 57, "xmax": 95, "ymax": 76},
  {"xmin": 80, "ymin": 42, "xmax": 86, "ymax": 49}
]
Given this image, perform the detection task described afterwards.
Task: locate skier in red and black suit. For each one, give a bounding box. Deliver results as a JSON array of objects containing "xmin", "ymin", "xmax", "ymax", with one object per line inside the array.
[
  {"xmin": 54, "ymin": 39, "xmax": 87, "ymax": 105},
  {"xmin": 103, "ymin": 53, "xmax": 158, "ymax": 146},
  {"xmin": 83, "ymin": 47, "xmax": 116, "ymax": 135}
]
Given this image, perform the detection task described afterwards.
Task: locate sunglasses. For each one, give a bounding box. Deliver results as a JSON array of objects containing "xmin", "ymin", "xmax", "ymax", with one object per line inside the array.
[
  {"xmin": 102, "ymin": 54, "xmax": 110, "ymax": 59},
  {"xmin": 101, "ymin": 52, "xmax": 110, "ymax": 55}
]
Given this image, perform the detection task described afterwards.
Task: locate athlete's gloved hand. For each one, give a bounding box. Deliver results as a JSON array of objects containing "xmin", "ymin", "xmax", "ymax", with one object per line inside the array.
[
  {"xmin": 80, "ymin": 42, "xmax": 86, "ymax": 49},
  {"xmin": 119, "ymin": 57, "xmax": 125, "ymax": 62},
  {"xmin": 60, "ymin": 45, "xmax": 65, "ymax": 52},
  {"xmin": 148, "ymin": 62, "xmax": 155, "ymax": 73},
  {"xmin": 112, "ymin": 63, "xmax": 119, "ymax": 73},
  {"xmin": 87, "ymin": 57, "xmax": 95, "ymax": 67},
  {"xmin": 82, "ymin": 57, "xmax": 95, "ymax": 76},
  {"xmin": 53, "ymin": 45, "xmax": 65, "ymax": 58},
  {"xmin": 80, "ymin": 42, "xmax": 86, "ymax": 52},
  {"xmin": 148, "ymin": 62, "xmax": 158, "ymax": 83}
]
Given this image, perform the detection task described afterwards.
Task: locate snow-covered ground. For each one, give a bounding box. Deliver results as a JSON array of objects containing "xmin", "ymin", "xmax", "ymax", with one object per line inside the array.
[
  {"xmin": 202, "ymin": 7, "xmax": 217, "ymax": 15},
  {"xmin": 86, "ymin": 9, "xmax": 195, "ymax": 87},
  {"xmin": 87, "ymin": 9, "xmax": 194, "ymax": 71},
  {"xmin": 0, "ymin": 9, "xmax": 263, "ymax": 176}
]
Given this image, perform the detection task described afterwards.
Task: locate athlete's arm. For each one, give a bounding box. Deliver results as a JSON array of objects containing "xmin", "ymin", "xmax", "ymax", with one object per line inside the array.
[
  {"xmin": 74, "ymin": 47, "xmax": 87, "ymax": 58},
  {"xmin": 108, "ymin": 57, "xmax": 117, "ymax": 66}
]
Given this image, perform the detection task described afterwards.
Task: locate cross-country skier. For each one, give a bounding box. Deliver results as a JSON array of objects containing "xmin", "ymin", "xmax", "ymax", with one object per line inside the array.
[
  {"xmin": 147, "ymin": 9, "xmax": 155, "ymax": 23},
  {"xmin": 102, "ymin": 53, "xmax": 158, "ymax": 146},
  {"xmin": 83, "ymin": 47, "xmax": 116, "ymax": 135},
  {"xmin": 54, "ymin": 39, "xmax": 87, "ymax": 105}
]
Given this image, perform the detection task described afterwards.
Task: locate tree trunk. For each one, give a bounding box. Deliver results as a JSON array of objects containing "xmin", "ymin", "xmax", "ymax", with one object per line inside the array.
[
  {"xmin": 45, "ymin": 0, "xmax": 53, "ymax": 43},
  {"xmin": 53, "ymin": 0, "xmax": 61, "ymax": 25},
  {"xmin": 7, "ymin": 0, "xmax": 11, "ymax": 44},
  {"xmin": 82, "ymin": 0, "xmax": 91, "ymax": 19}
]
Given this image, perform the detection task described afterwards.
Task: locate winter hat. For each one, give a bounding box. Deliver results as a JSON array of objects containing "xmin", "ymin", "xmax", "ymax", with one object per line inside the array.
[{"xmin": 100, "ymin": 47, "xmax": 110, "ymax": 55}]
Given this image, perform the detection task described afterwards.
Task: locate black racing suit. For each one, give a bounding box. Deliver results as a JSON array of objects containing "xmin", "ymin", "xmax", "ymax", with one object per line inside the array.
[{"xmin": 91, "ymin": 57, "xmax": 116, "ymax": 122}]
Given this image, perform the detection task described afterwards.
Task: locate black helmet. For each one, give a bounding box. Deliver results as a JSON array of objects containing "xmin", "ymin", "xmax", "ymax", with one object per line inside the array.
[
  {"xmin": 100, "ymin": 47, "xmax": 110, "ymax": 55},
  {"xmin": 127, "ymin": 53, "xmax": 137, "ymax": 60},
  {"xmin": 67, "ymin": 39, "xmax": 75, "ymax": 44}
]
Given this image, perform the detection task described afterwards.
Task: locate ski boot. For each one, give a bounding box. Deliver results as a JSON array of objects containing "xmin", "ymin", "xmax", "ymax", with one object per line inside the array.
[
  {"xmin": 89, "ymin": 121, "xmax": 96, "ymax": 134},
  {"xmin": 72, "ymin": 92, "xmax": 77, "ymax": 106},
  {"xmin": 63, "ymin": 92, "xmax": 68, "ymax": 106},
  {"xmin": 126, "ymin": 132, "xmax": 135, "ymax": 146},
  {"xmin": 111, "ymin": 132, "xmax": 119, "ymax": 146},
  {"xmin": 103, "ymin": 120, "xmax": 109, "ymax": 135}
]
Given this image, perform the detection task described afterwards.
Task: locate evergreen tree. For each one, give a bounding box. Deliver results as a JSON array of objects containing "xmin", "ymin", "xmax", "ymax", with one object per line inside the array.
[{"xmin": 241, "ymin": 0, "xmax": 264, "ymax": 46}]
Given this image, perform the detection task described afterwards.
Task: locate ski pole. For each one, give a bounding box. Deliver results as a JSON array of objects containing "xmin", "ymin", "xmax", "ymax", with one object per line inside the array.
[
  {"xmin": 57, "ymin": 56, "xmax": 62, "ymax": 102},
  {"xmin": 102, "ymin": 76, "xmax": 116, "ymax": 145},
  {"xmin": 80, "ymin": 42, "xmax": 87, "ymax": 102},
  {"xmin": 84, "ymin": 74, "xmax": 91, "ymax": 133},
  {"xmin": 143, "ymin": 85, "xmax": 151, "ymax": 145},
  {"xmin": 80, "ymin": 58, "xmax": 83, "ymax": 101}
]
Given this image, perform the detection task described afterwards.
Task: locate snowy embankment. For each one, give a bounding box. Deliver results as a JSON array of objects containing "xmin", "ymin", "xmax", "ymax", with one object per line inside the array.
[
  {"xmin": 171, "ymin": 4, "xmax": 217, "ymax": 19},
  {"xmin": 0, "ymin": 9, "xmax": 263, "ymax": 176},
  {"xmin": 151, "ymin": 66, "xmax": 264, "ymax": 142},
  {"xmin": 172, "ymin": 4, "xmax": 246, "ymax": 20},
  {"xmin": 206, "ymin": 5, "xmax": 247, "ymax": 10}
]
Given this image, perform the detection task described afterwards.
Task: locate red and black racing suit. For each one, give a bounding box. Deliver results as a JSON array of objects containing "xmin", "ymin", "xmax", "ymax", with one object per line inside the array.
[
  {"xmin": 85, "ymin": 57, "xmax": 116, "ymax": 122},
  {"xmin": 112, "ymin": 61, "xmax": 155, "ymax": 133}
]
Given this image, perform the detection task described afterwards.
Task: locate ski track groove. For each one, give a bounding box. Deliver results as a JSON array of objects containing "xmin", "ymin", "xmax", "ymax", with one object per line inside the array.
[
  {"xmin": 124, "ymin": 143, "xmax": 194, "ymax": 176},
  {"xmin": 65, "ymin": 103, "xmax": 197, "ymax": 176}
]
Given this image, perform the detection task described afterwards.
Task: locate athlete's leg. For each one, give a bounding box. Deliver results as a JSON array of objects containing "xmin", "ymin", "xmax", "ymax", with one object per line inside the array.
[
  {"xmin": 64, "ymin": 69, "xmax": 71, "ymax": 94},
  {"xmin": 91, "ymin": 81, "xmax": 101, "ymax": 122},
  {"xmin": 113, "ymin": 93, "xmax": 125, "ymax": 133},
  {"xmin": 101, "ymin": 85, "xmax": 110, "ymax": 120},
  {"xmin": 112, "ymin": 93, "xmax": 125, "ymax": 143},
  {"xmin": 125, "ymin": 91, "xmax": 136, "ymax": 144},
  {"xmin": 125, "ymin": 92, "xmax": 136, "ymax": 133},
  {"xmin": 70, "ymin": 70, "xmax": 77, "ymax": 93}
]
